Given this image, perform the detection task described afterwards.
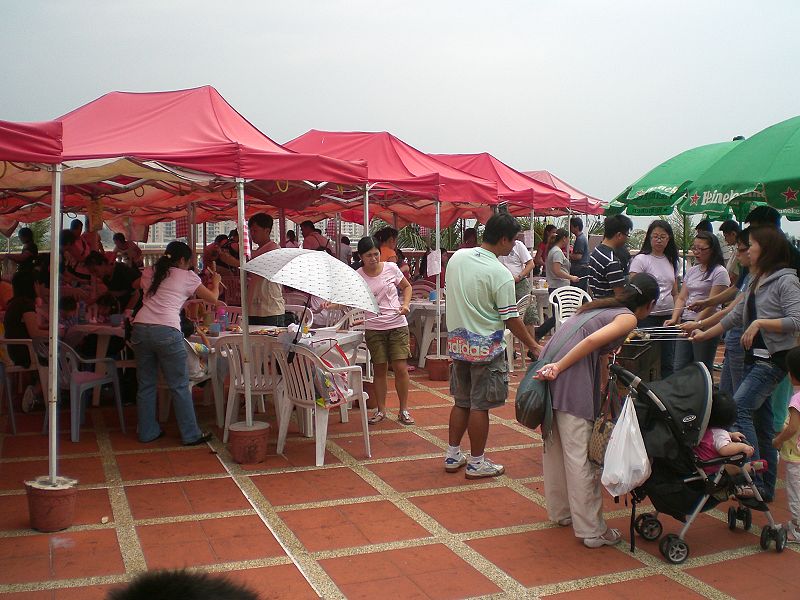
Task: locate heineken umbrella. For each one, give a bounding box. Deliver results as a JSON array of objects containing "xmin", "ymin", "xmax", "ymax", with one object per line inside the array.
[
  {"xmin": 681, "ymin": 115, "xmax": 800, "ymax": 215},
  {"xmin": 614, "ymin": 140, "xmax": 742, "ymax": 216}
]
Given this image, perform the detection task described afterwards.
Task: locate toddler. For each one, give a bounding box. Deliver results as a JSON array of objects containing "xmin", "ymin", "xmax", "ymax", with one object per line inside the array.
[
  {"xmin": 772, "ymin": 347, "xmax": 800, "ymax": 543},
  {"xmin": 695, "ymin": 389, "xmax": 755, "ymax": 477}
]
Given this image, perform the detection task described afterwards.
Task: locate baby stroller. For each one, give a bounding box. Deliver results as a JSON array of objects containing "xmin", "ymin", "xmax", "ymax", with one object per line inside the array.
[{"xmin": 609, "ymin": 361, "xmax": 786, "ymax": 564}]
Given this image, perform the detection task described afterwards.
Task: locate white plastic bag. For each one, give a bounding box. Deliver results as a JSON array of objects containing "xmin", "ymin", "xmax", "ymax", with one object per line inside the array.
[{"xmin": 600, "ymin": 396, "xmax": 651, "ymax": 497}]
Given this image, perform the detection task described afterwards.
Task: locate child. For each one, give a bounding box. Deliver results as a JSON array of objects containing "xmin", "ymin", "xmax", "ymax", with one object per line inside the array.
[
  {"xmin": 695, "ymin": 389, "xmax": 755, "ymax": 476},
  {"xmin": 772, "ymin": 347, "xmax": 800, "ymax": 543}
]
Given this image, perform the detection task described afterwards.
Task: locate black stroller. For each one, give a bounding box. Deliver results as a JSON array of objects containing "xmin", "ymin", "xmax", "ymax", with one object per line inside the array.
[{"xmin": 609, "ymin": 361, "xmax": 786, "ymax": 564}]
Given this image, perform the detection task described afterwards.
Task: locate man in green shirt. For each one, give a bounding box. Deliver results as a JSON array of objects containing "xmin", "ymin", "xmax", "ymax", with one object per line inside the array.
[{"xmin": 445, "ymin": 213, "xmax": 541, "ymax": 478}]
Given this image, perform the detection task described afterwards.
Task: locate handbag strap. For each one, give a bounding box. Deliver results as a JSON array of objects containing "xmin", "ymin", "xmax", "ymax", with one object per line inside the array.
[{"xmin": 541, "ymin": 310, "xmax": 598, "ymax": 363}]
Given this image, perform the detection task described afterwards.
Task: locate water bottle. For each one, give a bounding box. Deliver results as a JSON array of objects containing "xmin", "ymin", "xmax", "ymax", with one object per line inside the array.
[{"xmin": 428, "ymin": 290, "xmax": 437, "ymax": 302}]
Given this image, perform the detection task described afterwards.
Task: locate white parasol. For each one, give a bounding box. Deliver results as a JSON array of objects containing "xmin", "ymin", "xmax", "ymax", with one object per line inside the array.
[{"xmin": 243, "ymin": 248, "xmax": 378, "ymax": 313}]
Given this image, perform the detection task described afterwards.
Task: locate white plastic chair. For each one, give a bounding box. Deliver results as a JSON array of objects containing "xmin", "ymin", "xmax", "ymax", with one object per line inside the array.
[
  {"xmin": 184, "ymin": 299, "xmax": 222, "ymax": 323},
  {"xmin": 285, "ymin": 304, "xmax": 314, "ymax": 329},
  {"xmin": 33, "ymin": 339, "xmax": 125, "ymax": 442},
  {"xmin": 217, "ymin": 335, "xmax": 277, "ymax": 443},
  {"xmin": 273, "ymin": 343, "xmax": 371, "ymax": 466},
  {"xmin": 0, "ymin": 338, "xmax": 42, "ymax": 435},
  {"xmin": 223, "ymin": 305, "xmax": 242, "ymax": 327},
  {"xmin": 549, "ymin": 287, "xmax": 592, "ymax": 331},
  {"xmin": 503, "ymin": 294, "xmax": 534, "ymax": 372}
]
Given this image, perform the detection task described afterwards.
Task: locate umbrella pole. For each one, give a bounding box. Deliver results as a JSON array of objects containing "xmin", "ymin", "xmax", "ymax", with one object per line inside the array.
[
  {"xmin": 236, "ymin": 178, "xmax": 254, "ymax": 427},
  {"xmin": 435, "ymin": 200, "xmax": 442, "ymax": 356},
  {"xmin": 363, "ymin": 184, "xmax": 370, "ymax": 235},
  {"xmin": 48, "ymin": 165, "xmax": 63, "ymax": 484}
]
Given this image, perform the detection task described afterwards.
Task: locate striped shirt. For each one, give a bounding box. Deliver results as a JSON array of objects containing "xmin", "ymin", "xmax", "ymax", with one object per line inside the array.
[{"xmin": 587, "ymin": 243, "xmax": 625, "ymax": 298}]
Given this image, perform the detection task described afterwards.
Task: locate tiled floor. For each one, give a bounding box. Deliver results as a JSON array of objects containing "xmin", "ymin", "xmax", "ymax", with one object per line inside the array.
[{"xmin": 1, "ymin": 361, "xmax": 800, "ymax": 599}]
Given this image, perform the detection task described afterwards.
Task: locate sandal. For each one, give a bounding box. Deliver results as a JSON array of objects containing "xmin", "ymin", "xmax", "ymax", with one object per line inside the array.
[
  {"xmin": 368, "ymin": 410, "xmax": 385, "ymax": 424},
  {"xmin": 398, "ymin": 410, "xmax": 415, "ymax": 425}
]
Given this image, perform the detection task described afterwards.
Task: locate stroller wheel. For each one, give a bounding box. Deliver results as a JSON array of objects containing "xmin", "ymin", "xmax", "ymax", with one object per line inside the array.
[
  {"xmin": 776, "ymin": 527, "xmax": 788, "ymax": 553},
  {"xmin": 740, "ymin": 508, "xmax": 752, "ymax": 531},
  {"xmin": 640, "ymin": 516, "xmax": 662, "ymax": 541},
  {"xmin": 662, "ymin": 535, "xmax": 690, "ymax": 564},
  {"xmin": 760, "ymin": 526, "xmax": 771, "ymax": 550},
  {"xmin": 728, "ymin": 507, "xmax": 738, "ymax": 530}
]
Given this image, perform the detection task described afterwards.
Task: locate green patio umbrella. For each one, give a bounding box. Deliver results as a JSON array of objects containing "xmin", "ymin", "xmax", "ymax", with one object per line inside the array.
[
  {"xmin": 614, "ymin": 140, "xmax": 742, "ymax": 216},
  {"xmin": 680, "ymin": 115, "xmax": 800, "ymax": 216}
]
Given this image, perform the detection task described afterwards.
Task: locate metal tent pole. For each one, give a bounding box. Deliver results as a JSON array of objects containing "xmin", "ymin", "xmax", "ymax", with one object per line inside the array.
[
  {"xmin": 363, "ymin": 185, "xmax": 370, "ymax": 236},
  {"xmin": 47, "ymin": 165, "xmax": 63, "ymax": 484},
  {"xmin": 279, "ymin": 208, "xmax": 286, "ymax": 246},
  {"xmin": 236, "ymin": 178, "xmax": 254, "ymax": 426},
  {"xmin": 435, "ymin": 201, "xmax": 442, "ymax": 356}
]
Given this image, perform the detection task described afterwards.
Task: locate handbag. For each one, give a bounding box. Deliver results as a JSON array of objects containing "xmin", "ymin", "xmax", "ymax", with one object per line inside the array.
[
  {"xmin": 515, "ymin": 311, "xmax": 596, "ymax": 438},
  {"xmin": 588, "ymin": 383, "xmax": 620, "ymax": 466}
]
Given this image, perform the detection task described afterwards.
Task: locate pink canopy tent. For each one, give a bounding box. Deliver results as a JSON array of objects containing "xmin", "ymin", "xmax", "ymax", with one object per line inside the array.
[
  {"xmin": 0, "ymin": 119, "xmax": 65, "ymax": 486},
  {"xmin": 430, "ymin": 153, "xmax": 571, "ymax": 211},
  {"xmin": 284, "ymin": 130, "xmax": 499, "ymax": 228},
  {"xmin": 522, "ymin": 170, "xmax": 607, "ymax": 215}
]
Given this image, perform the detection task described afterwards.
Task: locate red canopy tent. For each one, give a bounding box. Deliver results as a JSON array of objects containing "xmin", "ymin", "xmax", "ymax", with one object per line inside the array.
[
  {"xmin": 284, "ymin": 130, "xmax": 499, "ymax": 228},
  {"xmin": 522, "ymin": 170, "xmax": 607, "ymax": 215},
  {"xmin": 430, "ymin": 153, "xmax": 571, "ymax": 211}
]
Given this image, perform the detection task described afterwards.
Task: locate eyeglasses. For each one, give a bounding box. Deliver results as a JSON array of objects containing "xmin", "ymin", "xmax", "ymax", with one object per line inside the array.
[
  {"xmin": 650, "ymin": 234, "xmax": 669, "ymax": 241},
  {"xmin": 691, "ymin": 245, "xmax": 711, "ymax": 253}
]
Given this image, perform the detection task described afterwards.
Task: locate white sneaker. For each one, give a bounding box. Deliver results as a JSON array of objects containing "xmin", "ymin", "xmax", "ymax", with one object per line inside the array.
[
  {"xmin": 444, "ymin": 453, "xmax": 468, "ymax": 473},
  {"xmin": 22, "ymin": 386, "xmax": 36, "ymax": 413},
  {"xmin": 583, "ymin": 528, "xmax": 622, "ymax": 548},
  {"xmin": 465, "ymin": 457, "xmax": 505, "ymax": 479}
]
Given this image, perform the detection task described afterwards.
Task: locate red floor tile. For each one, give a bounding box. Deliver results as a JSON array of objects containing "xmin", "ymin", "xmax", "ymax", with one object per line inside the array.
[
  {"xmin": 320, "ymin": 543, "xmax": 501, "ymax": 599},
  {"xmin": 1, "ymin": 432, "xmax": 99, "ymax": 458},
  {"xmin": 115, "ymin": 448, "xmax": 225, "ymax": 481},
  {"xmin": 411, "ymin": 487, "xmax": 549, "ymax": 533},
  {"xmin": 137, "ymin": 515, "xmax": 284, "ymax": 569},
  {"xmin": 0, "ymin": 456, "xmax": 106, "ymax": 491},
  {"xmin": 279, "ymin": 500, "xmax": 430, "ymax": 551},
  {"xmin": 250, "ymin": 467, "xmax": 377, "ymax": 506},
  {"xmin": 408, "ymin": 406, "xmax": 455, "ymax": 427},
  {"xmin": 225, "ymin": 564, "xmax": 318, "ymax": 600},
  {"xmin": 125, "ymin": 477, "xmax": 249, "ymax": 519},
  {"xmin": 339, "ymin": 430, "xmax": 441, "ymax": 460},
  {"xmin": 50, "ymin": 529, "xmax": 125, "ymax": 579},
  {"xmin": 427, "ymin": 422, "xmax": 535, "ymax": 449},
  {"xmin": 367, "ymin": 457, "xmax": 489, "ymax": 493},
  {"xmin": 467, "ymin": 528, "xmax": 642, "ymax": 587},
  {"xmin": 547, "ymin": 574, "xmax": 708, "ymax": 599},
  {"xmin": 687, "ymin": 544, "xmax": 800, "ymax": 599}
]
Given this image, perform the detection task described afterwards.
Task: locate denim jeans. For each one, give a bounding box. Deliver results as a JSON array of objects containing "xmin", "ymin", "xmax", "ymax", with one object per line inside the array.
[
  {"xmin": 733, "ymin": 360, "xmax": 787, "ymax": 500},
  {"xmin": 131, "ymin": 324, "xmax": 203, "ymax": 444},
  {"xmin": 638, "ymin": 314, "xmax": 675, "ymax": 379},
  {"xmin": 673, "ymin": 323, "xmax": 719, "ymax": 374},
  {"xmin": 719, "ymin": 326, "xmax": 744, "ymax": 397}
]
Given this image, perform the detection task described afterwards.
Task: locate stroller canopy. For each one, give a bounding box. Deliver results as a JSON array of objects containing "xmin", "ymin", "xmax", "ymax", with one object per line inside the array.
[{"xmin": 646, "ymin": 362, "xmax": 713, "ymax": 449}]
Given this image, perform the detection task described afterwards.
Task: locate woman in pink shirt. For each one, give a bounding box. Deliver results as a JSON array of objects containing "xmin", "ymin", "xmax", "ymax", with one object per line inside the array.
[
  {"xmin": 357, "ymin": 236, "xmax": 414, "ymax": 425},
  {"xmin": 132, "ymin": 241, "xmax": 220, "ymax": 445}
]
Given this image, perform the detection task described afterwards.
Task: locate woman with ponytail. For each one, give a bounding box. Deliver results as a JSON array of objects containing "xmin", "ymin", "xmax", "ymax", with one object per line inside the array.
[
  {"xmin": 535, "ymin": 273, "xmax": 660, "ymax": 549},
  {"xmin": 132, "ymin": 241, "xmax": 221, "ymax": 445}
]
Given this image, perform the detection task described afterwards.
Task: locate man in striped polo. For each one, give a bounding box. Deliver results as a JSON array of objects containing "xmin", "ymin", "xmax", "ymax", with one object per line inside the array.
[{"xmin": 586, "ymin": 215, "xmax": 632, "ymax": 298}]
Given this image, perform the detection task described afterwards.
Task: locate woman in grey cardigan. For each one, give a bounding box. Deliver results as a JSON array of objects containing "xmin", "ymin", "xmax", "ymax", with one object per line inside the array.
[{"xmin": 693, "ymin": 227, "xmax": 800, "ymax": 501}]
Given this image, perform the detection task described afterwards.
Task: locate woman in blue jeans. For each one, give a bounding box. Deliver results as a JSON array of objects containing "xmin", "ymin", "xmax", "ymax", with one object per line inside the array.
[
  {"xmin": 693, "ymin": 227, "xmax": 800, "ymax": 500},
  {"xmin": 132, "ymin": 241, "xmax": 221, "ymax": 445}
]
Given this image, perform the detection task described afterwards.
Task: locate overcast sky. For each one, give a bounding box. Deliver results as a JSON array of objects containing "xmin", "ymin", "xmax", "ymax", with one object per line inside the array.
[{"xmin": 3, "ymin": 1, "xmax": 799, "ymax": 231}]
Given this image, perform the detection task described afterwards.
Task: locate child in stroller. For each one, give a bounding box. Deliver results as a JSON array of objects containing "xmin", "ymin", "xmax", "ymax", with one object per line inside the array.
[{"xmin": 609, "ymin": 361, "xmax": 787, "ymax": 564}]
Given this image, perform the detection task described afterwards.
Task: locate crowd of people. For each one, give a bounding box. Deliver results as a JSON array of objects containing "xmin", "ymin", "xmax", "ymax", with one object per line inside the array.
[
  {"xmin": 5, "ymin": 206, "xmax": 800, "ymax": 547},
  {"xmin": 444, "ymin": 206, "xmax": 800, "ymax": 548}
]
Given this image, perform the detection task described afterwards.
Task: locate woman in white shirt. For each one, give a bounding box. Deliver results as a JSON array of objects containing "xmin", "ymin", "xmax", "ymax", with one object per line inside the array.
[
  {"xmin": 132, "ymin": 241, "xmax": 220, "ymax": 445},
  {"xmin": 535, "ymin": 229, "xmax": 579, "ymax": 340},
  {"xmin": 629, "ymin": 220, "xmax": 679, "ymax": 377}
]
